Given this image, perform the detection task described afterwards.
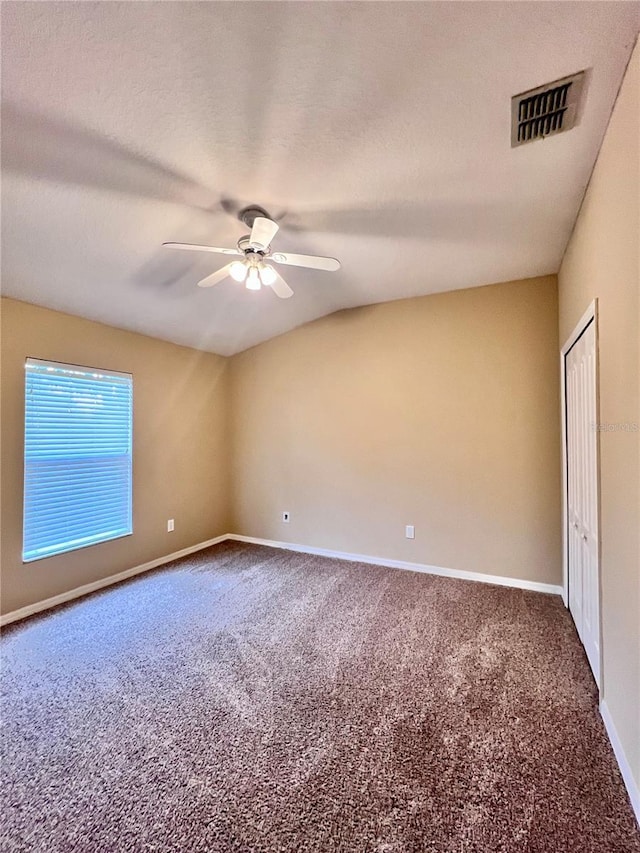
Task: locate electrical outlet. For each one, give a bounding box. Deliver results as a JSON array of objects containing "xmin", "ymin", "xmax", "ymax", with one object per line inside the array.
[
  {"xmin": 167, "ymin": 519, "xmax": 175, "ymax": 532},
  {"xmin": 282, "ymin": 511, "xmax": 290, "ymax": 523},
  {"xmin": 405, "ymin": 525, "xmax": 415, "ymax": 539}
]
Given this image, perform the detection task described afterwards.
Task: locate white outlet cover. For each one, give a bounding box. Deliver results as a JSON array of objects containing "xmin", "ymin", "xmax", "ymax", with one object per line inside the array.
[
  {"xmin": 167, "ymin": 519, "xmax": 175, "ymax": 532},
  {"xmin": 282, "ymin": 512, "xmax": 290, "ymax": 523},
  {"xmin": 405, "ymin": 525, "xmax": 415, "ymax": 539}
]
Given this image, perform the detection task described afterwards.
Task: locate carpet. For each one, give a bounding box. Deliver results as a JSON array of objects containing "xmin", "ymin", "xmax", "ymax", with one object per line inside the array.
[{"xmin": 1, "ymin": 541, "xmax": 639, "ymax": 852}]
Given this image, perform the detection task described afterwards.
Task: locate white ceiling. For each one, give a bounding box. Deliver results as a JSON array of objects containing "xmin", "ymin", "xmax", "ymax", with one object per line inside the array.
[{"xmin": 2, "ymin": 2, "xmax": 639, "ymax": 355}]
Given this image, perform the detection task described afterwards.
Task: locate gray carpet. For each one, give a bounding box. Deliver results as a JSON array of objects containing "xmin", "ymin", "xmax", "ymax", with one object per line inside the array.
[{"xmin": 1, "ymin": 541, "xmax": 639, "ymax": 852}]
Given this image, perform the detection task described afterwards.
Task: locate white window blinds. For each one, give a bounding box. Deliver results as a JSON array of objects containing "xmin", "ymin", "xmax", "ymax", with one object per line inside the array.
[{"xmin": 23, "ymin": 359, "xmax": 133, "ymax": 562}]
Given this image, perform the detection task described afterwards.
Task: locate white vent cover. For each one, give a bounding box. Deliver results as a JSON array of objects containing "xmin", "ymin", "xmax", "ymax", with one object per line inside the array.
[{"xmin": 512, "ymin": 71, "xmax": 585, "ymax": 147}]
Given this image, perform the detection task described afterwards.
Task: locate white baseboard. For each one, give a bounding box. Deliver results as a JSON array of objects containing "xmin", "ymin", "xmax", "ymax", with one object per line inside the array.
[
  {"xmin": 600, "ymin": 700, "xmax": 640, "ymax": 826},
  {"xmin": 0, "ymin": 535, "xmax": 228, "ymax": 627},
  {"xmin": 227, "ymin": 534, "xmax": 563, "ymax": 596},
  {"xmin": 1, "ymin": 532, "xmax": 563, "ymax": 627}
]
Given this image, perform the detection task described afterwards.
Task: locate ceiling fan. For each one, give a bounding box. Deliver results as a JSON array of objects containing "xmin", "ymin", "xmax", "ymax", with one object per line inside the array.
[{"xmin": 163, "ymin": 206, "xmax": 341, "ymax": 298}]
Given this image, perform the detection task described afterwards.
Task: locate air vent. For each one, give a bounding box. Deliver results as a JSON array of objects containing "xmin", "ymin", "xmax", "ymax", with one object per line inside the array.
[{"xmin": 511, "ymin": 71, "xmax": 585, "ymax": 147}]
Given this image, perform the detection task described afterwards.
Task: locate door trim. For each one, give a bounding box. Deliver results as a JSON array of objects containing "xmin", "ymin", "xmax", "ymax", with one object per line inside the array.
[{"xmin": 560, "ymin": 298, "xmax": 602, "ymax": 691}]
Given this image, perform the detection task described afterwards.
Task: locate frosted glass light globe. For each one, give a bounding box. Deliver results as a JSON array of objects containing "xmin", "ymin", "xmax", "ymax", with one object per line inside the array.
[
  {"xmin": 229, "ymin": 261, "xmax": 248, "ymax": 282},
  {"xmin": 246, "ymin": 267, "xmax": 261, "ymax": 290},
  {"xmin": 259, "ymin": 264, "xmax": 277, "ymax": 286}
]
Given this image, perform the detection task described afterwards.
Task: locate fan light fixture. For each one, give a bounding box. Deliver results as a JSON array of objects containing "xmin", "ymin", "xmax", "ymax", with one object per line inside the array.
[{"xmin": 228, "ymin": 259, "xmax": 278, "ymax": 290}]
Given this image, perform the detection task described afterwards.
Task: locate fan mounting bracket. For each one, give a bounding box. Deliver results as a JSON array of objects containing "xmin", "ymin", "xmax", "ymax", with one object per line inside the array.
[{"xmin": 238, "ymin": 205, "xmax": 272, "ymax": 229}]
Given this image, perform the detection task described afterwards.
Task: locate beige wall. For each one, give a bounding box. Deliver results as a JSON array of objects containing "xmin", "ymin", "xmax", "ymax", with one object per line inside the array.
[
  {"xmin": 1, "ymin": 298, "xmax": 230, "ymax": 614},
  {"xmin": 558, "ymin": 42, "xmax": 639, "ymax": 787},
  {"xmin": 2, "ymin": 277, "xmax": 562, "ymax": 618},
  {"xmin": 230, "ymin": 275, "xmax": 561, "ymax": 586}
]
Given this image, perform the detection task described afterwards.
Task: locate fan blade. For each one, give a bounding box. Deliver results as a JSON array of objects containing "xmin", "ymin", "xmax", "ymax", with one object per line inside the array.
[
  {"xmin": 197, "ymin": 264, "xmax": 232, "ymax": 288},
  {"xmin": 269, "ymin": 272, "xmax": 294, "ymax": 299},
  {"xmin": 163, "ymin": 242, "xmax": 241, "ymax": 256},
  {"xmin": 249, "ymin": 217, "xmax": 279, "ymax": 251},
  {"xmin": 269, "ymin": 251, "xmax": 340, "ymax": 272}
]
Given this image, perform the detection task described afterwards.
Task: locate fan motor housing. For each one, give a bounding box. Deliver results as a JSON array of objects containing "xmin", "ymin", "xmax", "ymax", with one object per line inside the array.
[{"xmin": 237, "ymin": 236, "xmax": 268, "ymax": 256}]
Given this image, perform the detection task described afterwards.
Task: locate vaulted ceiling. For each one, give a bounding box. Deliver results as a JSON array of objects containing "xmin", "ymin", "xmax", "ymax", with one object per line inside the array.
[{"xmin": 2, "ymin": 2, "xmax": 639, "ymax": 354}]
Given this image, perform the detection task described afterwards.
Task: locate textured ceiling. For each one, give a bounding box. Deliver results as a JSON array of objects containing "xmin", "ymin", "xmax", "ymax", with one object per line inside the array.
[{"xmin": 2, "ymin": 2, "xmax": 639, "ymax": 355}]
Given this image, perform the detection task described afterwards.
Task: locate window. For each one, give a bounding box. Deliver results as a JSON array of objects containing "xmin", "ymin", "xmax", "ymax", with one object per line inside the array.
[{"xmin": 23, "ymin": 359, "xmax": 132, "ymax": 562}]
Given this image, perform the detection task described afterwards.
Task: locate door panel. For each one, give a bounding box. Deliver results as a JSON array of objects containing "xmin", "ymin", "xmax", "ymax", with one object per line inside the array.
[{"xmin": 565, "ymin": 320, "xmax": 600, "ymax": 685}]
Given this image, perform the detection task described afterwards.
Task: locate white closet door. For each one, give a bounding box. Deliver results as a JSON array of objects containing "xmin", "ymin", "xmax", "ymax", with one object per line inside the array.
[{"xmin": 565, "ymin": 320, "xmax": 600, "ymax": 685}]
